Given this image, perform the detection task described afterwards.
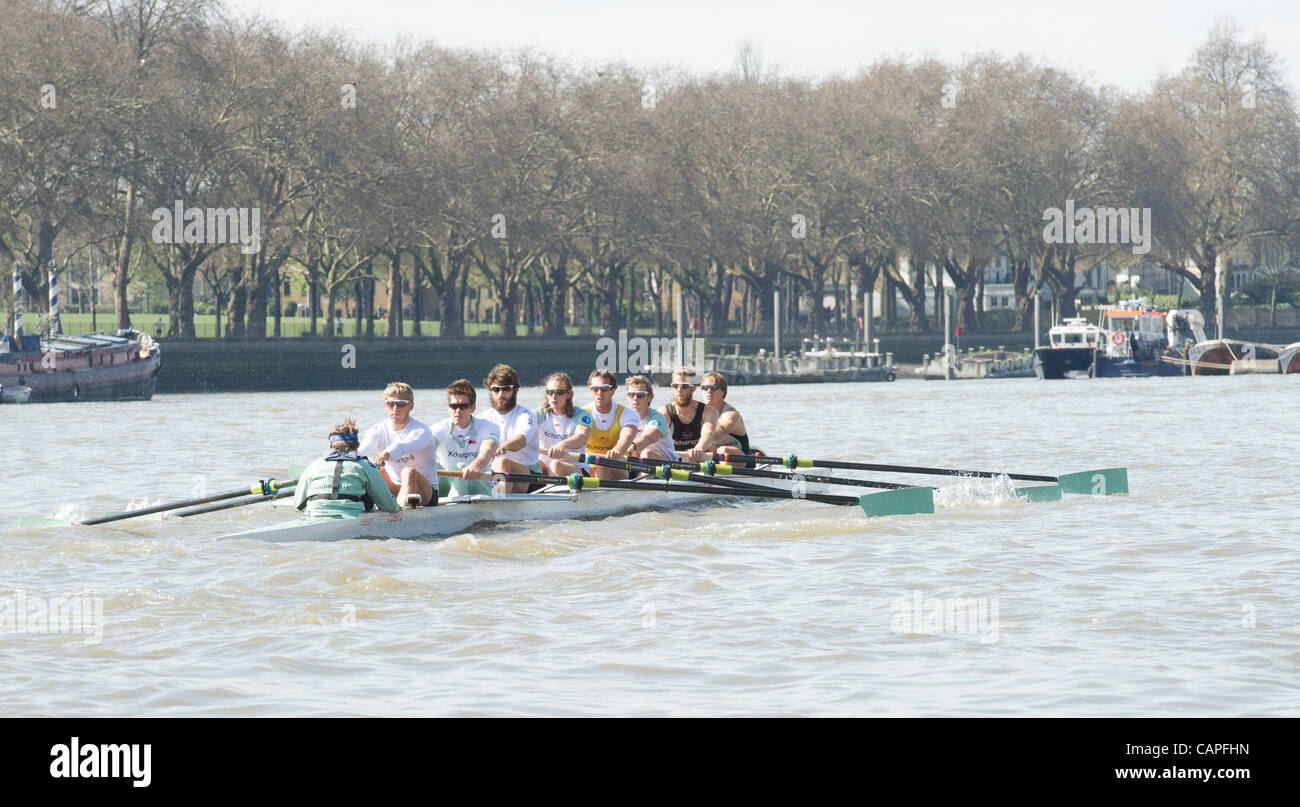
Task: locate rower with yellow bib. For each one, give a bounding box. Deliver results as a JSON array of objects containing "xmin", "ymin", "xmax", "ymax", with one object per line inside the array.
[{"xmin": 583, "ymin": 369, "xmax": 639, "ymax": 480}]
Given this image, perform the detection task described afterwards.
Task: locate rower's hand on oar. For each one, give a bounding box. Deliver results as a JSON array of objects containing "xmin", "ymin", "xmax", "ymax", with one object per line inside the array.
[
  {"xmin": 683, "ymin": 447, "xmax": 704, "ymax": 462},
  {"xmin": 546, "ymin": 445, "xmax": 568, "ymax": 459},
  {"xmin": 373, "ymin": 451, "xmax": 390, "ymax": 466}
]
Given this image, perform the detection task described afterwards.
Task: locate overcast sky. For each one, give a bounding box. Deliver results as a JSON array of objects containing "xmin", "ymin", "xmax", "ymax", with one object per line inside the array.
[{"xmin": 221, "ymin": 0, "xmax": 1298, "ymax": 94}]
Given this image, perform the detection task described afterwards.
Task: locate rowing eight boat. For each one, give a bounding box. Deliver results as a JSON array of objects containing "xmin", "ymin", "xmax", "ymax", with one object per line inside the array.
[{"xmin": 219, "ymin": 474, "xmax": 918, "ymax": 543}]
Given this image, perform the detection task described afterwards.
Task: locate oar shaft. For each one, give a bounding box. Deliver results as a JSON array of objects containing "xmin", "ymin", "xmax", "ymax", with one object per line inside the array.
[
  {"xmin": 585, "ymin": 454, "xmax": 781, "ymax": 494},
  {"xmin": 496, "ymin": 473, "xmax": 861, "ymax": 506},
  {"xmin": 174, "ymin": 489, "xmax": 294, "ymax": 518},
  {"xmin": 711, "ymin": 453, "xmax": 1057, "ymax": 483},
  {"xmin": 80, "ymin": 478, "xmax": 295, "ymax": 525},
  {"xmin": 631, "ymin": 455, "xmax": 907, "ymax": 490}
]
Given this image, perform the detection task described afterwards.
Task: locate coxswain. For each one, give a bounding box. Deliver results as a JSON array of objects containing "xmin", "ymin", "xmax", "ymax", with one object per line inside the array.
[
  {"xmin": 480, "ymin": 364, "xmax": 542, "ymax": 494},
  {"xmin": 294, "ymin": 417, "xmax": 400, "ymax": 518},
  {"xmin": 583, "ymin": 369, "xmax": 638, "ymax": 480},
  {"xmin": 699, "ymin": 372, "xmax": 751, "ymax": 459},
  {"xmin": 623, "ymin": 375, "xmax": 677, "ymax": 462},
  {"xmin": 660, "ymin": 367, "xmax": 719, "ymax": 462},
  {"xmin": 537, "ymin": 372, "xmax": 593, "ymax": 477},
  {"xmin": 429, "ymin": 378, "xmax": 501, "ymax": 497},
  {"xmin": 358, "ymin": 381, "xmax": 437, "ymax": 508}
]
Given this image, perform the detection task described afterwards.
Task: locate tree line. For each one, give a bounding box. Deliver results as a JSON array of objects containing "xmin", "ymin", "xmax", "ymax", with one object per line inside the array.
[{"xmin": 3, "ymin": 1, "xmax": 1299, "ymax": 341}]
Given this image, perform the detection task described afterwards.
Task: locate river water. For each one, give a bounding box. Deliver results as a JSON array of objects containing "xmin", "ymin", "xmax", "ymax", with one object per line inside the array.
[{"xmin": 2, "ymin": 376, "xmax": 1297, "ymax": 716}]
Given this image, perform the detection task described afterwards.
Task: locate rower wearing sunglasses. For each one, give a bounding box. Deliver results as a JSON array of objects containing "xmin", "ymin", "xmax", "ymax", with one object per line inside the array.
[
  {"xmin": 583, "ymin": 369, "xmax": 639, "ymax": 480},
  {"xmin": 481, "ymin": 364, "xmax": 542, "ymax": 494},
  {"xmin": 699, "ymin": 372, "xmax": 752, "ymax": 459},
  {"xmin": 660, "ymin": 367, "xmax": 720, "ymax": 462},
  {"xmin": 624, "ymin": 375, "xmax": 677, "ymax": 462},
  {"xmin": 537, "ymin": 372, "xmax": 593, "ymax": 477},
  {"xmin": 429, "ymin": 378, "xmax": 500, "ymax": 498},
  {"xmin": 358, "ymin": 381, "xmax": 438, "ymax": 508}
]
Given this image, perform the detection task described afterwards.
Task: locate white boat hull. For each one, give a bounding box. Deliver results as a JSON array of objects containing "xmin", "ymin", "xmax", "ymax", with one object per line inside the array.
[{"xmin": 222, "ymin": 476, "xmax": 830, "ymax": 542}]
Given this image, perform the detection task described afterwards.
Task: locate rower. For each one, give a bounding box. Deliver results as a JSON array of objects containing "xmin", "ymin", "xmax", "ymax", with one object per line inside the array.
[
  {"xmin": 537, "ymin": 372, "xmax": 593, "ymax": 477},
  {"xmin": 660, "ymin": 367, "xmax": 719, "ymax": 462},
  {"xmin": 481, "ymin": 363, "xmax": 542, "ymax": 494},
  {"xmin": 583, "ymin": 369, "xmax": 638, "ymax": 480},
  {"xmin": 624, "ymin": 375, "xmax": 677, "ymax": 463},
  {"xmin": 699, "ymin": 372, "xmax": 751, "ymax": 460},
  {"xmin": 357, "ymin": 381, "xmax": 437, "ymax": 508},
  {"xmin": 295, "ymin": 417, "xmax": 400, "ymax": 518},
  {"xmin": 429, "ymin": 378, "xmax": 501, "ymax": 497}
]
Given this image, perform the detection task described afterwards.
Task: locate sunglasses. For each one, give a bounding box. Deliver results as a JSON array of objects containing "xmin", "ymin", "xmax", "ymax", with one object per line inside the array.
[
  {"xmin": 490, "ymin": 385, "xmax": 516, "ymax": 393},
  {"xmin": 545, "ymin": 389, "xmax": 571, "ymax": 396},
  {"xmin": 626, "ymin": 390, "xmax": 650, "ymax": 398},
  {"xmin": 447, "ymin": 402, "xmax": 472, "ymax": 410},
  {"xmin": 589, "ymin": 384, "xmax": 614, "ymax": 391},
  {"xmin": 385, "ymin": 399, "xmax": 412, "ymax": 407},
  {"xmin": 699, "ymin": 384, "xmax": 723, "ymax": 391},
  {"xmin": 670, "ymin": 382, "xmax": 695, "ymax": 389}
]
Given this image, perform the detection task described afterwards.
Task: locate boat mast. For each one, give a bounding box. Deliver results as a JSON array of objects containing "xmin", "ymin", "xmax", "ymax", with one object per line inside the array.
[{"xmin": 10, "ymin": 261, "xmax": 22, "ymax": 349}]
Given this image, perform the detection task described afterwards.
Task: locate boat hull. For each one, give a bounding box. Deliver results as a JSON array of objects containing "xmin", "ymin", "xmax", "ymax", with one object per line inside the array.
[
  {"xmin": 222, "ymin": 477, "xmax": 832, "ymax": 542},
  {"xmin": 0, "ymin": 331, "xmax": 161, "ymax": 402},
  {"xmin": 1187, "ymin": 340, "xmax": 1282, "ymax": 375},
  {"xmin": 1033, "ymin": 347, "xmax": 1096, "ymax": 379},
  {"xmin": 1279, "ymin": 342, "xmax": 1300, "ymax": 374}
]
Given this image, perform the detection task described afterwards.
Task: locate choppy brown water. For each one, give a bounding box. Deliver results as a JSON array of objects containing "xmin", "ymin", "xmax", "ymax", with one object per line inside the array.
[{"xmin": 2, "ymin": 376, "xmax": 1298, "ymax": 715}]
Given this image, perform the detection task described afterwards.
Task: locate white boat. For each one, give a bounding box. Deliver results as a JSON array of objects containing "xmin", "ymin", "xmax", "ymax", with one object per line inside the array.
[
  {"xmin": 1, "ymin": 384, "xmax": 32, "ymax": 403},
  {"xmin": 220, "ymin": 474, "xmax": 921, "ymax": 543}
]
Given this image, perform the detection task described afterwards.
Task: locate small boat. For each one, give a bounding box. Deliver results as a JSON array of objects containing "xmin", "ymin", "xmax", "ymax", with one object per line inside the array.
[
  {"xmin": 1185, "ymin": 338, "xmax": 1283, "ymax": 375},
  {"xmin": 1035, "ymin": 299, "xmax": 1209, "ymax": 379},
  {"xmin": 0, "ymin": 329, "xmax": 161, "ymax": 402},
  {"xmin": 1, "ymin": 383, "xmax": 32, "ymax": 403},
  {"xmin": 1279, "ymin": 342, "xmax": 1300, "ymax": 374},
  {"xmin": 222, "ymin": 475, "xmax": 842, "ymax": 542}
]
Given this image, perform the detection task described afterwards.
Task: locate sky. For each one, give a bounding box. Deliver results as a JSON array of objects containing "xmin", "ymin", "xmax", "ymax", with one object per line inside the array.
[{"xmin": 220, "ymin": 0, "xmax": 1300, "ymax": 94}]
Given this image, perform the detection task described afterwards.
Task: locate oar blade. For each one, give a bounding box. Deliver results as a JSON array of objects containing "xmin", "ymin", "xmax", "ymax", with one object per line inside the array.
[
  {"xmin": 1015, "ymin": 484, "xmax": 1062, "ymax": 502},
  {"xmin": 18, "ymin": 516, "xmax": 73, "ymax": 529},
  {"xmin": 858, "ymin": 486, "xmax": 934, "ymax": 517},
  {"xmin": 1056, "ymin": 468, "xmax": 1128, "ymax": 496}
]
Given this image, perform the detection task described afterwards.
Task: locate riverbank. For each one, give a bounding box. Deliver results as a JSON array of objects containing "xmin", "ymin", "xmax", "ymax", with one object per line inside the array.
[{"xmin": 150, "ymin": 326, "xmax": 1300, "ymax": 393}]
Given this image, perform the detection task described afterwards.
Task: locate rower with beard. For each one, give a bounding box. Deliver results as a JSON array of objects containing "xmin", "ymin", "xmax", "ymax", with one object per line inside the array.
[
  {"xmin": 481, "ymin": 364, "xmax": 542, "ymax": 494},
  {"xmin": 660, "ymin": 367, "xmax": 720, "ymax": 462},
  {"xmin": 358, "ymin": 381, "xmax": 438, "ymax": 508},
  {"xmin": 295, "ymin": 417, "xmax": 400, "ymax": 518},
  {"xmin": 429, "ymin": 378, "xmax": 501, "ymax": 498}
]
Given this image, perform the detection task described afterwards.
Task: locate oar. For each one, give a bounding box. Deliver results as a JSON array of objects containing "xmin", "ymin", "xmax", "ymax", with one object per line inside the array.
[
  {"xmin": 713, "ymin": 452, "xmax": 1122, "ymax": 496},
  {"xmin": 578, "ymin": 454, "xmax": 796, "ymax": 494},
  {"xmin": 493, "ymin": 472, "xmax": 934, "ymax": 517},
  {"xmin": 581, "ymin": 453, "xmax": 909, "ymax": 490},
  {"xmin": 78, "ymin": 477, "xmax": 297, "ymax": 525},
  {"xmin": 174, "ymin": 489, "xmax": 295, "ymax": 518},
  {"xmin": 586, "ymin": 453, "xmax": 1060, "ymax": 503}
]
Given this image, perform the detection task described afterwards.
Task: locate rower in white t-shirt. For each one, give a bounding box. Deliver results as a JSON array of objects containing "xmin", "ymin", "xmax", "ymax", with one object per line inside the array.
[
  {"xmin": 357, "ymin": 381, "xmax": 437, "ymax": 507},
  {"xmin": 535, "ymin": 372, "xmax": 594, "ymax": 477},
  {"xmin": 480, "ymin": 364, "xmax": 542, "ymax": 493},
  {"xmin": 428, "ymin": 379, "xmax": 501, "ymax": 498}
]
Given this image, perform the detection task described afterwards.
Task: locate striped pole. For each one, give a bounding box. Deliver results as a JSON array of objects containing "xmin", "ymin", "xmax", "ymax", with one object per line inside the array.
[
  {"xmin": 48, "ymin": 261, "xmax": 61, "ymax": 336},
  {"xmin": 11, "ymin": 261, "xmax": 22, "ymax": 340}
]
